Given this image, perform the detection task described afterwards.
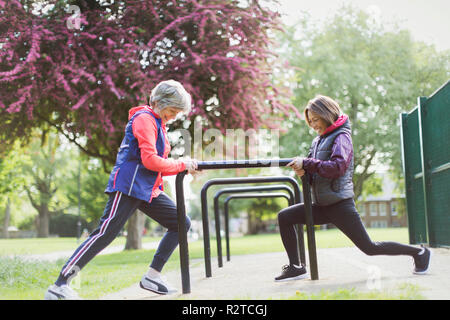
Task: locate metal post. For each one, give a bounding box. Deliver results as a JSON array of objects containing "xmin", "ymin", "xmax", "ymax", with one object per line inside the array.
[
  {"xmin": 200, "ymin": 186, "xmax": 212, "ymax": 278},
  {"xmin": 175, "ymin": 171, "xmax": 190, "ymax": 293},
  {"xmin": 213, "ymin": 195, "xmax": 223, "ymax": 267},
  {"xmin": 301, "ymin": 174, "xmax": 318, "ymax": 280}
]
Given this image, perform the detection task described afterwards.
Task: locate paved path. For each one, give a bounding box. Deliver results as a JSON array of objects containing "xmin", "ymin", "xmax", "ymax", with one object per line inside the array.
[{"xmin": 101, "ymin": 247, "xmax": 450, "ymax": 300}]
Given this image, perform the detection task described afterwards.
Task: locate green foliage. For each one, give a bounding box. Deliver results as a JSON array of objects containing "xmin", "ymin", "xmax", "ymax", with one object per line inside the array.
[
  {"xmin": 277, "ymin": 5, "xmax": 450, "ymax": 198},
  {"xmin": 20, "ymin": 129, "xmax": 70, "ymax": 213},
  {"xmin": 0, "ymin": 141, "xmax": 28, "ymax": 227},
  {"xmin": 64, "ymin": 155, "xmax": 110, "ymax": 224},
  {"xmin": 1, "ymin": 127, "xmax": 111, "ymax": 235},
  {"xmin": 49, "ymin": 214, "xmax": 90, "ymax": 237},
  {"xmin": 359, "ymin": 174, "xmax": 383, "ymax": 200}
]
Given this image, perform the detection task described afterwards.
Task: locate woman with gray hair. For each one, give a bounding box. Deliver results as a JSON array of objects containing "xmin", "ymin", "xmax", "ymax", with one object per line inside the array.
[{"xmin": 45, "ymin": 80, "xmax": 199, "ymax": 299}]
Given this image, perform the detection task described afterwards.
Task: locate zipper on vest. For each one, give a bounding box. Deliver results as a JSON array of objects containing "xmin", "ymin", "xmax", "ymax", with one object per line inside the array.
[
  {"xmin": 312, "ymin": 137, "xmax": 322, "ymax": 203},
  {"xmin": 128, "ymin": 164, "xmax": 139, "ymax": 195}
]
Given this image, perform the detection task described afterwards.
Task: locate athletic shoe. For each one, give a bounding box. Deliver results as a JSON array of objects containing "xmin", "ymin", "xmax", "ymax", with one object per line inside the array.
[
  {"xmin": 413, "ymin": 246, "xmax": 432, "ymax": 275},
  {"xmin": 44, "ymin": 284, "xmax": 81, "ymax": 300},
  {"xmin": 275, "ymin": 264, "xmax": 308, "ymax": 282},
  {"xmin": 139, "ymin": 274, "xmax": 177, "ymax": 295}
]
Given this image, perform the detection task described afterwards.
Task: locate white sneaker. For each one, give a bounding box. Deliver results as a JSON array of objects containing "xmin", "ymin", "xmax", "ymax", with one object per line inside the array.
[
  {"xmin": 44, "ymin": 284, "xmax": 81, "ymax": 300},
  {"xmin": 139, "ymin": 274, "xmax": 177, "ymax": 295}
]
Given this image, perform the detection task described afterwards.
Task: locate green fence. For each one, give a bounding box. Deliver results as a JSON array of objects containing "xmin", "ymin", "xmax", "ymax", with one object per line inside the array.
[{"xmin": 400, "ymin": 80, "xmax": 450, "ymax": 247}]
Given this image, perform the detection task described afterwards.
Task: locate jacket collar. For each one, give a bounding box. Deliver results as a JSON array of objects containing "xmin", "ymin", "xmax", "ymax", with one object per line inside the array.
[{"xmin": 321, "ymin": 114, "xmax": 349, "ymax": 136}]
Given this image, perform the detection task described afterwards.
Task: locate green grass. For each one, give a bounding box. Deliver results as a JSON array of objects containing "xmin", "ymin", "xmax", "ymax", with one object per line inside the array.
[
  {"xmin": 287, "ymin": 283, "xmax": 425, "ymax": 300},
  {"xmin": 0, "ymin": 236, "xmax": 160, "ymax": 256},
  {"xmin": 0, "ymin": 228, "xmax": 414, "ymax": 300}
]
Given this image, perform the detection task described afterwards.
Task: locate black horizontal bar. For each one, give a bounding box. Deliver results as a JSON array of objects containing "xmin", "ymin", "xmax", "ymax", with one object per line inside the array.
[
  {"xmin": 197, "ymin": 158, "xmax": 293, "ymax": 170},
  {"xmin": 224, "ymin": 192, "xmax": 290, "ymax": 201}
]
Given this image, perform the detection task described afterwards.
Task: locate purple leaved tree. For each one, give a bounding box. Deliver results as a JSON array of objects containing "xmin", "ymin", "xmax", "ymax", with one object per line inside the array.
[
  {"xmin": 0, "ymin": 0, "xmax": 297, "ymax": 241},
  {"xmin": 1, "ymin": 0, "xmax": 297, "ymax": 161}
]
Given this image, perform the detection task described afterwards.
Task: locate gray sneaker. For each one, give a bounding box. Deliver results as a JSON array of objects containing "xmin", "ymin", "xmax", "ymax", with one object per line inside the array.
[
  {"xmin": 139, "ymin": 274, "xmax": 177, "ymax": 295},
  {"xmin": 44, "ymin": 284, "xmax": 81, "ymax": 300}
]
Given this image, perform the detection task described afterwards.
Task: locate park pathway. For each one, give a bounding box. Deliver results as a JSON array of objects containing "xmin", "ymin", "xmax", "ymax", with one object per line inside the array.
[{"xmin": 101, "ymin": 247, "xmax": 450, "ymax": 300}]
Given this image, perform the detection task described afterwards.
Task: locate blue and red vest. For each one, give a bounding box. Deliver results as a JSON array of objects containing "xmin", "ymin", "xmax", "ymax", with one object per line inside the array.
[{"xmin": 105, "ymin": 110, "xmax": 166, "ymax": 202}]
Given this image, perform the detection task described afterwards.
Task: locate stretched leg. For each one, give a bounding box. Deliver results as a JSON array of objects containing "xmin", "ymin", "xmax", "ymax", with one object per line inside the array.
[
  {"xmin": 327, "ymin": 199, "xmax": 421, "ymax": 257},
  {"xmin": 139, "ymin": 192, "xmax": 191, "ymax": 272},
  {"xmin": 278, "ymin": 203, "xmax": 330, "ymax": 266},
  {"xmin": 56, "ymin": 192, "xmax": 141, "ymax": 285}
]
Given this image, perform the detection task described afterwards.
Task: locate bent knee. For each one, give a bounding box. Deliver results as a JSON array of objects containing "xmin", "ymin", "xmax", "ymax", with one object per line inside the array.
[
  {"xmin": 166, "ymin": 216, "xmax": 191, "ymax": 232},
  {"xmin": 359, "ymin": 241, "xmax": 381, "ymax": 256},
  {"xmin": 277, "ymin": 209, "xmax": 290, "ymax": 225},
  {"xmin": 185, "ymin": 216, "xmax": 191, "ymax": 231}
]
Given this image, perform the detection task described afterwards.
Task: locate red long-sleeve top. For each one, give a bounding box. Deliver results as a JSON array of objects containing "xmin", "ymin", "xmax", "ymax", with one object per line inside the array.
[{"xmin": 130, "ymin": 106, "xmax": 186, "ymax": 198}]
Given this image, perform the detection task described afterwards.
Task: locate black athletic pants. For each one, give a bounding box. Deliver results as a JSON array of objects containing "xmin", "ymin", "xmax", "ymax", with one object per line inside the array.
[{"xmin": 278, "ymin": 198, "xmax": 421, "ymax": 266}]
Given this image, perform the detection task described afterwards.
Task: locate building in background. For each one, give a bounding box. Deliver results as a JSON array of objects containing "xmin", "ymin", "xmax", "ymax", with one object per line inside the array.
[{"xmin": 357, "ymin": 173, "xmax": 407, "ymax": 228}]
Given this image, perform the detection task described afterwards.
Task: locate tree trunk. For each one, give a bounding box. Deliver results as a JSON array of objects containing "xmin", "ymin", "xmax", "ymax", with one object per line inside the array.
[
  {"xmin": 125, "ymin": 210, "xmax": 145, "ymax": 250},
  {"xmin": 247, "ymin": 212, "xmax": 262, "ymax": 235},
  {"xmin": 2, "ymin": 198, "xmax": 11, "ymax": 239},
  {"xmin": 37, "ymin": 205, "xmax": 50, "ymax": 238}
]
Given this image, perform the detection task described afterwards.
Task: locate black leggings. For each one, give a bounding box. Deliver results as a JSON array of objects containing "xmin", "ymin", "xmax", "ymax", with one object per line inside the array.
[{"xmin": 278, "ymin": 198, "xmax": 420, "ymax": 266}]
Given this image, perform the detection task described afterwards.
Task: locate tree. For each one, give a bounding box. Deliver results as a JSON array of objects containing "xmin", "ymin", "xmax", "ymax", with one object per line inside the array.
[
  {"xmin": 1, "ymin": 0, "xmax": 296, "ymax": 247},
  {"xmin": 0, "ymin": 142, "xmax": 26, "ymax": 238},
  {"xmin": 277, "ymin": 5, "xmax": 450, "ymax": 199},
  {"xmin": 0, "ymin": 0, "xmax": 296, "ymax": 168},
  {"xmin": 21, "ymin": 129, "xmax": 69, "ymax": 237},
  {"xmin": 64, "ymin": 153, "xmax": 110, "ymax": 225}
]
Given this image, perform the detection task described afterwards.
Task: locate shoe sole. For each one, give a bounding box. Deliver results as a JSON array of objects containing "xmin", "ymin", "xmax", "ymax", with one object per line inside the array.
[
  {"xmin": 44, "ymin": 291, "xmax": 61, "ymax": 300},
  {"xmin": 275, "ymin": 273, "xmax": 309, "ymax": 282},
  {"xmin": 413, "ymin": 249, "xmax": 432, "ymax": 275},
  {"xmin": 139, "ymin": 281, "xmax": 177, "ymax": 295}
]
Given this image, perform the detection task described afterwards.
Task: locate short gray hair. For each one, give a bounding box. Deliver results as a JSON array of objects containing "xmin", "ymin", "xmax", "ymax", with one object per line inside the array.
[{"xmin": 150, "ymin": 80, "xmax": 192, "ymax": 114}]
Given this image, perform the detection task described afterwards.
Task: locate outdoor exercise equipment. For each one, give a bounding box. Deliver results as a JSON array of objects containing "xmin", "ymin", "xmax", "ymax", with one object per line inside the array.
[
  {"xmin": 201, "ymin": 176, "xmax": 302, "ymax": 277},
  {"xmin": 221, "ymin": 192, "xmax": 292, "ymax": 263},
  {"xmin": 175, "ymin": 159, "xmax": 318, "ymax": 294},
  {"xmin": 212, "ymin": 184, "xmax": 296, "ymax": 265}
]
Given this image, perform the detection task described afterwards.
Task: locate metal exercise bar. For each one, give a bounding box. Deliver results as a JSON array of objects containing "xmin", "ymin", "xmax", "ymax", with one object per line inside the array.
[
  {"xmin": 213, "ymin": 185, "xmax": 295, "ymax": 265},
  {"xmin": 201, "ymin": 176, "xmax": 302, "ymax": 278},
  {"xmin": 175, "ymin": 159, "xmax": 318, "ymax": 294},
  {"xmin": 223, "ymin": 192, "xmax": 292, "ymax": 263}
]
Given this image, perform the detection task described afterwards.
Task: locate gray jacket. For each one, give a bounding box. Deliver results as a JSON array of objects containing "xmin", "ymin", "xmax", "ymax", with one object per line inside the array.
[{"xmin": 308, "ymin": 120, "xmax": 354, "ymax": 206}]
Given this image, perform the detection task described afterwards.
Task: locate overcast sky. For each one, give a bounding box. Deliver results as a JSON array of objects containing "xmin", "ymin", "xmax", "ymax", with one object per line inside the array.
[{"xmin": 274, "ymin": 0, "xmax": 450, "ymax": 52}]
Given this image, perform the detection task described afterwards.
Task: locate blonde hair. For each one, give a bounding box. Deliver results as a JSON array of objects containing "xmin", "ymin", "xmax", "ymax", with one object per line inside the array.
[{"xmin": 304, "ymin": 95, "xmax": 342, "ymax": 127}]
